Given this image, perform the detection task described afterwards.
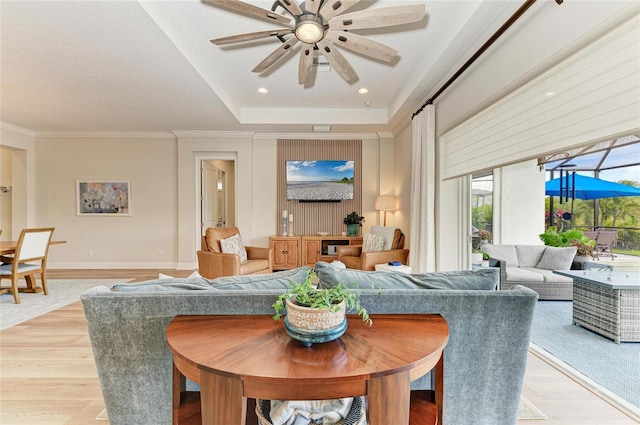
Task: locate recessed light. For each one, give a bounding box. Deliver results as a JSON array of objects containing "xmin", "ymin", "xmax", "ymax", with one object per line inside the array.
[
  {"xmin": 358, "ymin": 88, "xmax": 368, "ymax": 94},
  {"xmin": 258, "ymin": 87, "xmax": 268, "ymax": 94},
  {"xmin": 545, "ymin": 91, "xmax": 555, "ymax": 96}
]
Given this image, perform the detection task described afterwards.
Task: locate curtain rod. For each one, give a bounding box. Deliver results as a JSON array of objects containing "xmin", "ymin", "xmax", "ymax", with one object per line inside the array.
[{"xmin": 412, "ymin": 0, "xmax": 563, "ymax": 119}]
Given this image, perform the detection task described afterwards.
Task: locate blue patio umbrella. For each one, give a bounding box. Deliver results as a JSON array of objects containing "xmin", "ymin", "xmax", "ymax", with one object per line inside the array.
[{"xmin": 545, "ymin": 174, "xmax": 640, "ymax": 200}]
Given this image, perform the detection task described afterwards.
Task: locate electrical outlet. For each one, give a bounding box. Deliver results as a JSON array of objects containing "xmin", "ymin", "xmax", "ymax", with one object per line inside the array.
[
  {"xmin": 158, "ymin": 249, "xmax": 163, "ymax": 256},
  {"xmin": 88, "ymin": 249, "xmax": 93, "ymax": 257}
]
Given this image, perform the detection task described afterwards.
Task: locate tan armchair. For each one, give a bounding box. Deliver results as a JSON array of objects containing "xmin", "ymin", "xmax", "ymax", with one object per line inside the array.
[
  {"xmin": 337, "ymin": 226, "xmax": 409, "ymax": 271},
  {"xmin": 197, "ymin": 226, "xmax": 273, "ymax": 279}
]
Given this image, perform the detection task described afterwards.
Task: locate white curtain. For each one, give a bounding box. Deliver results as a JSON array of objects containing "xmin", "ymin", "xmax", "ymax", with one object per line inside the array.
[{"xmin": 409, "ymin": 104, "xmax": 436, "ymax": 272}]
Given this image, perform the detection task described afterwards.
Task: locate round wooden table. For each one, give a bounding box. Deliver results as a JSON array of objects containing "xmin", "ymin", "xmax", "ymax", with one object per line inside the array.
[{"xmin": 167, "ymin": 314, "xmax": 448, "ymax": 425}]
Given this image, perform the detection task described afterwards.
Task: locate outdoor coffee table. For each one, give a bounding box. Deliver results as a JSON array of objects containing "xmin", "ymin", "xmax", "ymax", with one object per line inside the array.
[
  {"xmin": 553, "ymin": 270, "xmax": 640, "ymax": 343},
  {"xmin": 166, "ymin": 314, "xmax": 448, "ymax": 425}
]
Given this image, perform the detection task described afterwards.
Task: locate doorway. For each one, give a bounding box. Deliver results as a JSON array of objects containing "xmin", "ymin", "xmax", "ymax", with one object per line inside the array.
[{"xmin": 198, "ymin": 157, "xmax": 236, "ymax": 239}]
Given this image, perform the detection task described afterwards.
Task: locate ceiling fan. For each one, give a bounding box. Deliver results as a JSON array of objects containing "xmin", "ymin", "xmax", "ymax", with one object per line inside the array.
[{"xmin": 204, "ymin": 0, "xmax": 426, "ymax": 87}]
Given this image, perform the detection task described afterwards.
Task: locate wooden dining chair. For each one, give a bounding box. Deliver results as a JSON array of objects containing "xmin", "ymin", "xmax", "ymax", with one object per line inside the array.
[{"xmin": 0, "ymin": 227, "xmax": 55, "ymax": 304}]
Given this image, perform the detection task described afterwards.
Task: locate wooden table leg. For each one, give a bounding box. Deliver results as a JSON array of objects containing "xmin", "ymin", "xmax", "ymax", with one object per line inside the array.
[
  {"xmin": 201, "ymin": 371, "xmax": 246, "ymax": 425},
  {"xmin": 368, "ymin": 370, "xmax": 411, "ymax": 425},
  {"xmin": 172, "ymin": 363, "xmax": 186, "ymax": 425}
]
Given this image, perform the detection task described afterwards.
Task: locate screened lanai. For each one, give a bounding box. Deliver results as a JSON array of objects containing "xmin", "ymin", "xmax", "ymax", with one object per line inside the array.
[{"xmin": 540, "ymin": 135, "xmax": 640, "ymax": 253}]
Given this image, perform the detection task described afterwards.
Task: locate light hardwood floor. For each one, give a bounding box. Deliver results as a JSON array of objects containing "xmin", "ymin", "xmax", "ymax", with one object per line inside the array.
[{"xmin": 1, "ymin": 269, "xmax": 638, "ymax": 425}]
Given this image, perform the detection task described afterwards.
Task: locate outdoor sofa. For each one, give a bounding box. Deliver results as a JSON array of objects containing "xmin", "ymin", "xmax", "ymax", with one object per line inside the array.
[
  {"xmin": 483, "ymin": 244, "xmax": 586, "ymax": 300},
  {"xmin": 81, "ymin": 262, "xmax": 537, "ymax": 425}
]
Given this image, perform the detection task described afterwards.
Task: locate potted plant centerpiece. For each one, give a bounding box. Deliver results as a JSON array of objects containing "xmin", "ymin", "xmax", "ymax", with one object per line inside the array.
[
  {"xmin": 343, "ymin": 211, "xmax": 365, "ymax": 236},
  {"xmin": 273, "ymin": 270, "xmax": 371, "ymax": 346}
]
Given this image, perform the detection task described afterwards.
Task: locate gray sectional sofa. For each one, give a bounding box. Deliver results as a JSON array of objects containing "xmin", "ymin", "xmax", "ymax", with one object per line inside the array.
[
  {"xmin": 81, "ymin": 262, "xmax": 538, "ymax": 425},
  {"xmin": 482, "ymin": 244, "xmax": 579, "ymax": 300}
]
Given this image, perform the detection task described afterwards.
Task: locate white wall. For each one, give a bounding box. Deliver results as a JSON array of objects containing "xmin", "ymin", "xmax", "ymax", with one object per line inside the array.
[
  {"xmin": 34, "ymin": 135, "xmax": 179, "ymax": 268},
  {"xmin": 495, "ymin": 160, "xmax": 547, "ymax": 245}
]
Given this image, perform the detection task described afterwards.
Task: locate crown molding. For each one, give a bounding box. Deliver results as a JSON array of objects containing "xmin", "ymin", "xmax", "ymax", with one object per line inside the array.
[
  {"xmin": 252, "ymin": 132, "xmax": 382, "ymax": 140},
  {"xmin": 34, "ymin": 131, "xmax": 176, "ymax": 139},
  {"xmin": 1, "ymin": 122, "xmax": 35, "ymax": 137},
  {"xmin": 172, "ymin": 130, "xmax": 256, "ymax": 138}
]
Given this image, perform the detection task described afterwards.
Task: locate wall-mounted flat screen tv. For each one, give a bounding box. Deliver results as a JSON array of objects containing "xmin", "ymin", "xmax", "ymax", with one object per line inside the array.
[{"xmin": 286, "ymin": 160, "xmax": 354, "ymax": 201}]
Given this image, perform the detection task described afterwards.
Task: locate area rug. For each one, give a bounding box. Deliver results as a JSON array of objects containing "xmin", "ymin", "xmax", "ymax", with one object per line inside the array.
[
  {"xmin": 0, "ymin": 278, "xmax": 130, "ymax": 330},
  {"xmin": 530, "ymin": 301, "xmax": 640, "ymax": 419}
]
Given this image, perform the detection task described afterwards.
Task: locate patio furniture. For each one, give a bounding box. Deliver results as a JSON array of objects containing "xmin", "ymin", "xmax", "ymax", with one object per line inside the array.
[
  {"xmin": 593, "ymin": 230, "xmax": 617, "ymax": 260},
  {"xmin": 553, "ymin": 269, "xmax": 640, "ymax": 343}
]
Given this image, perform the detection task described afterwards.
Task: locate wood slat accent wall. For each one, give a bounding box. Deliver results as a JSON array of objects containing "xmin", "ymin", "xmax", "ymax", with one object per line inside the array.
[{"xmin": 277, "ymin": 139, "xmax": 362, "ymax": 236}]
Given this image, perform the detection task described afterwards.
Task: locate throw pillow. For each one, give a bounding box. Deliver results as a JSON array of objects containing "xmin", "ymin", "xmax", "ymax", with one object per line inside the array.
[
  {"xmin": 536, "ymin": 246, "xmax": 577, "ymax": 270},
  {"xmin": 220, "ymin": 234, "xmax": 248, "ymax": 262},
  {"xmin": 370, "ymin": 226, "xmax": 397, "ymax": 250},
  {"xmin": 362, "ymin": 233, "xmax": 385, "ymax": 252}
]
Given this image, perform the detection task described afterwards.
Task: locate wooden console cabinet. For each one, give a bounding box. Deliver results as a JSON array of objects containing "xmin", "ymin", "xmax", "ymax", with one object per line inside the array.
[
  {"xmin": 269, "ymin": 236, "xmax": 301, "ymax": 270},
  {"xmin": 301, "ymin": 235, "xmax": 363, "ymax": 267}
]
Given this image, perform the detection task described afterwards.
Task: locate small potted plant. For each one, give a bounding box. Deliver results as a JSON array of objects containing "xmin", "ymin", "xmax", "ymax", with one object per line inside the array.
[
  {"xmin": 343, "ymin": 211, "xmax": 365, "ymax": 236},
  {"xmin": 273, "ymin": 270, "xmax": 372, "ymax": 346}
]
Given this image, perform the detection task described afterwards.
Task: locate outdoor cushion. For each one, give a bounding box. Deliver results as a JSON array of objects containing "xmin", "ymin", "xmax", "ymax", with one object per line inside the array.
[
  {"xmin": 482, "ymin": 244, "xmax": 518, "ymax": 266},
  {"xmin": 536, "ymin": 246, "xmax": 577, "ymax": 270},
  {"xmin": 505, "ymin": 267, "xmax": 544, "ymax": 283},
  {"xmin": 314, "ymin": 261, "xmax": 498, "ymax": 291},
  {"xmin": 521, "ymin": 267, "xmax": 574, "ymax": 283},
  {"xmin": 516, "ymin": 245, "xmax": 547, "ymax": 267}
]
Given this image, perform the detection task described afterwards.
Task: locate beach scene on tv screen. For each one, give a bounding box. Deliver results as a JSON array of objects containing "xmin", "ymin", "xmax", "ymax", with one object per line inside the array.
[{"xmin": 287, "ymin": 160, "xmax": 354, "ymax": 200}]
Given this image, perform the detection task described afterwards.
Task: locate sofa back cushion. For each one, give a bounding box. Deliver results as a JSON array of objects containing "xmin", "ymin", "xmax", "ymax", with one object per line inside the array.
[
  {"xmin": 516, "ymin": 245, "xmax": 547, "ymax": 267},
  {"xmin": 482, "ymin": 244, "xmax": 518, "ymax": 266},
  {"xmin": 113, "ymin": 266, "xmax": 312, "ymax": 292},
  {"xmin": 314, "ymin": 261, "xmax": 498, "ymax": 291},
  {"xmin": 536, "ymin": 246, "xmax": 577, "ymax": 270}
]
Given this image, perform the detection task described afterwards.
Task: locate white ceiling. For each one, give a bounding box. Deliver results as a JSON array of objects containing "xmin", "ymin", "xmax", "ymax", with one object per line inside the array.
[
  {"xmin": 1, "ymin": 0, "xmax": 529, "ymax": 134},
  {"xmin": 0, "ymin": 1, "xmax": 634, "ymax": 134}
]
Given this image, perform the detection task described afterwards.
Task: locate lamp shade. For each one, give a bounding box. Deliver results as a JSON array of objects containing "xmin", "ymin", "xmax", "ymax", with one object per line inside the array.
[{"xmin": 374, "ymin": 195, "xmax": 398, "ymax": 211}]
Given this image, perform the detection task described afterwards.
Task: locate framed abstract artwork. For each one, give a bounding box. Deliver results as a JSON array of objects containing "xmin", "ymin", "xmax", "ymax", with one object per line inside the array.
[{"xmin": 77, "ymin": 180, "xmax": 131, "ymax": 216}]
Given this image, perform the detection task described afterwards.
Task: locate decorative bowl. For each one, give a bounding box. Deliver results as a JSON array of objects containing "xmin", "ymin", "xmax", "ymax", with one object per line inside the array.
[{"xmin": 317, "ymin": 232, "xmax": 329, "ymax": 236}]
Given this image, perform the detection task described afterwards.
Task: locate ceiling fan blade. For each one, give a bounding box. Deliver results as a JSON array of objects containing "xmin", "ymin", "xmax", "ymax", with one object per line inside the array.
[
  {"xmin": 325, "ymin": 31, "xmax": 397, "ymax": 63},
  {"xmin": 210, "ymin": 29, "xmax": 293, "ymax": 45},
  {"xmin": 298, "ymin": 43, "xmax": 315, "ymax": 86},
  {"xmin": 203, "ymin": 0, "xmax": 291, "ymax": 25},
  {"xmin": 319, "ymin": 0, "xmax": 360, "ymax": 21},
  {"xmin": 329, "ymin": 4, "xmax": 425, "ymax": 31},
  {"xmin": 316, "ymin": 39, "xmax": 358, "ymax": 84},
  {"xmin": 304, "ymin": 0, "xmax": 322, "ymax": 15},
  {"xmin": 252, "ymin": 36, "xmax": 300, "ymax": 73},
  {"xmin": 277, "ymin": 0, "xmax": 302, "ymax": 16}
]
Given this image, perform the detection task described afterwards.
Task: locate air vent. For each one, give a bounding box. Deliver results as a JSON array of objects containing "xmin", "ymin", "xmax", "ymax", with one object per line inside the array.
[{"xmin": 313, "ymin": 57, "xmax": 331, "ymax": 72}]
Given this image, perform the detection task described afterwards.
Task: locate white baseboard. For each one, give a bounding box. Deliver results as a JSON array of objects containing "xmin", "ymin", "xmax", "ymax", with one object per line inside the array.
[{"xmin": 47, "ymin": 261, "xmax": 197, "ymax": 270}]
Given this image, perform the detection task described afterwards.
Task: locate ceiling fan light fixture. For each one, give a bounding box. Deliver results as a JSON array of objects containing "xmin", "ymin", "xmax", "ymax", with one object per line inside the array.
[{"xmin": 295, "ymin": 14, "xmax": 324, "ymax": 44}]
